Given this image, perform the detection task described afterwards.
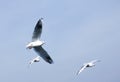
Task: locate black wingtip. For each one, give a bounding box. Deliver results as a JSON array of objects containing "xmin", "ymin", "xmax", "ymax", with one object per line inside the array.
[
  {"xmin": 38, "ymin": 18, "xmax": 43, "ymax": 22},
  {"xmin": 36, "ymin": 18, "xmax": 43, "ymax": 27},
  {"xmin": 47, "ymin": 59, "xmax": 54, "ymax": 64},
  {"xmin": 45, "ymin": 56, "xmax": 54, "ymax": 64},
  {"xmin": 48, "ymin": 60, "xmax": 54, "ymax": 64}
]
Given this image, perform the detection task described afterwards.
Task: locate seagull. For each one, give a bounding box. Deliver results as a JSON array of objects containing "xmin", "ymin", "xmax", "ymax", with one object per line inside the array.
[
  {"xmin": 77, "ymin": 59, "xmax": 100, "ymax": 75},
  {"xmin": 26, "ymin": 18, "xmax": 53, "ymax": 64},
  {"xmin": 29, "ymin": 56, "xmax": 40, "ymax": 65}
]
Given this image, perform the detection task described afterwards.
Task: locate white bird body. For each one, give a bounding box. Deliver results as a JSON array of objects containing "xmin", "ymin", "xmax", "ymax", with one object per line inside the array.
[
  {"xmin": 84, "ymin": 62, "xmax": 95, "ymax": 67},
  {"xmin": 77, "ymin": 60, "xmax": 100, "ymax": 75},
  {"xmin": 26, "ymin": 40, "xmax": 44, "ymax": 49},
  {"xmin": 26, "ymin": 18, "xmax": 53, "ymax": 64}
]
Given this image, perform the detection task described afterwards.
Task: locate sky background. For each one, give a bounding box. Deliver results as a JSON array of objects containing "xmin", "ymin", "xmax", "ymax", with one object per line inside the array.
[{"xmin": 0, "ymin": 0, "xmax": 120, "ymax": 82}]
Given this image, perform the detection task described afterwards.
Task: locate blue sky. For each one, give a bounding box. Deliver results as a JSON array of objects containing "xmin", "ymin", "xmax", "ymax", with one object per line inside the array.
[{"xmin": 0, "ymin": 0, "xmax": 120, "ymax": 82}]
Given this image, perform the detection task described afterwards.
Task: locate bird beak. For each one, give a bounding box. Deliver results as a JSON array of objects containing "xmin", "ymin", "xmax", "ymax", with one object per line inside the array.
[{"xmin": 26, "ymin": 46, "xmax": 32, "ymax": 49}]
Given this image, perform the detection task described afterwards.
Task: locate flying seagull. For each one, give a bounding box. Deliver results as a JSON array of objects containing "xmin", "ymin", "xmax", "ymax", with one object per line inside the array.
[
  {"xmin": 77, "ymin": 59, "xmax": 100, "ymax": 75},
  {"xmin": 29, "ymin": 56, "xmax": 40, "ymax": 65},
  {"xmin": 26, "ymin": 18, "xmax": 53, "ymax": 64}
]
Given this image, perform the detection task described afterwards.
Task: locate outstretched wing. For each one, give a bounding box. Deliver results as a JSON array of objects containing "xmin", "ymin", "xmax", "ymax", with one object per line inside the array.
[
  {"xmin": 90, "ymin": 59, "xmax": 101, "ymax": 64},
  {"xmin": 77, "ymin": 64, "xmax": 87, "ymax": 75},
  {"xmin": 34, "ymin": 46, "xmax": 53, "ymax": 64},
  {"xmin": 32, "ymin": 18, "xmax": 43, "ymax": 41}
]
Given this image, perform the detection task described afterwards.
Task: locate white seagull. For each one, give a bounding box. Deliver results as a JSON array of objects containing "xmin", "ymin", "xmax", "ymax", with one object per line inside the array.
[
  {"xmin": 29, "ymin": 56, "xmax": 40, "ymax": 65},
  {"xmin": 77, "ymin": 59, "xmax": 100, "ymax": 75},
  {"xmin": 26, "ymin": 18, "xmax": 53, "ymax": 64}
]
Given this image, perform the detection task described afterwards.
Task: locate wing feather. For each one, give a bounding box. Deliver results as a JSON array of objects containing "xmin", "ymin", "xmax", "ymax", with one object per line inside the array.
[
  {"xmin": 34, "ymin": 46, "xmax": 53, "ymax": 64},
  {"xmin": 77, "ymin": 64, "xmax": 87, "ymax": 75},
  {"xmin": 32, "ymin": 18, "xmax": 43, "ymax": 41},
  {"xmin": 90, "ymin": 59, "xmax": 101, "ymax": 63}
]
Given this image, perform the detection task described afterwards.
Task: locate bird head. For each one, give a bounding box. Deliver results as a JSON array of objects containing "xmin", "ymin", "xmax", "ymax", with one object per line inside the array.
[
  {"xmin": 26, "ymin": 42, "xmax": 33, "ymax": 49},
  {"xmin": 41, "ymin": 41, "xmax": 45, "ymax": 45}
]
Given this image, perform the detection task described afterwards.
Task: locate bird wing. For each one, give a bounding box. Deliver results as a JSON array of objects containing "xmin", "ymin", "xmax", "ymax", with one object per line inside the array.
[
  {"xmin": 77, "ymin": 64, "xmax": 87, "ymax": 75},
  {"xmin": 90, "ymin": 59, "xmax": 101, "ymax": 64},
  {"xmin": 34, "ymin": 46, "xmax": 53, "ymax": 64},
  {"xmin": 32, "ymin": 18, "xmax": 43, "ymax": 41}
]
